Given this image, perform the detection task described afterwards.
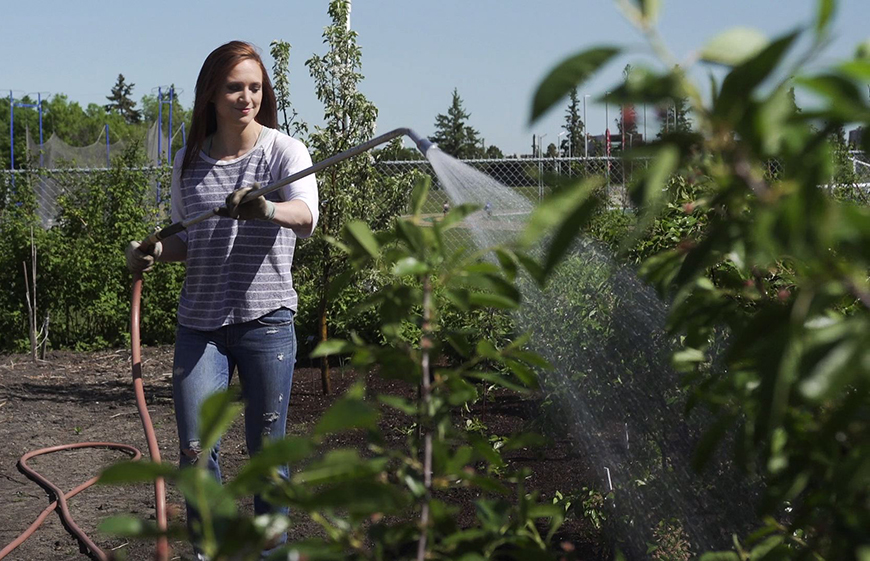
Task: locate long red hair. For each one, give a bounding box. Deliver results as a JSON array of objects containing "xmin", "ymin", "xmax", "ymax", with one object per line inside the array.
[{"xmin": 181, "ymin": 41, "xmax": 278, "ymax": 176}]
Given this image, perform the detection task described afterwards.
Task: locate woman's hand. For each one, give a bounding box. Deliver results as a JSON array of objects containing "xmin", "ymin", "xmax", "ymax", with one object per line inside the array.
[
  {"xmin": 219, "ymin": 184, "xmax": 276, "ymax": 221},
  {"xmin": 125, "ymin": 241, "xmax": 163, "ymax": 273}
]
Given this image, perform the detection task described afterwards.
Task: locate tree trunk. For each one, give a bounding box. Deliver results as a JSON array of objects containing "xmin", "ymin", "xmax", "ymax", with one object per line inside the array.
[{"xmin": 319, "ymin": 262, "xmax": 332, "ymax": 395}]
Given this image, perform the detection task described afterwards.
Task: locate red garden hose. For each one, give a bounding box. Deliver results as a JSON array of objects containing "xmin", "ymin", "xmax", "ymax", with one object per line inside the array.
[{"xmin": 0, "ymin": 272, "xmax": 169, "ymax": 561}]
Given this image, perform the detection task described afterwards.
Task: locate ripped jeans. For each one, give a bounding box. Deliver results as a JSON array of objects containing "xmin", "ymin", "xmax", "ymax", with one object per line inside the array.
[{"xmin": 172, "ymin": 307, "xmax": 296, "ymax": 542}]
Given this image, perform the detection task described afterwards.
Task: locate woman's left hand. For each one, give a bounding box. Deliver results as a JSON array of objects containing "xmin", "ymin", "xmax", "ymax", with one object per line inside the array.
[{"xmin": 219, "ymin": 184, "xmax": 276, "ymax": 221}]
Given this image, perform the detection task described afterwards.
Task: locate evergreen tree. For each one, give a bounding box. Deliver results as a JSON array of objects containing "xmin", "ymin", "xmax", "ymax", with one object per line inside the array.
[
  {"xmin": 431, "ymin": 89, "xmax": 482, "ymax": 159},
  {"xmin": 485, "ymin": 144, "xmax": 504, "ymax": 159},
  {"xmin": 657, "ymin": 96, "xmax": 692, "ymax": 137},
  {"xmin": 561, "ymin": 87, "xmax": 584, "ymax": 157},
  {"xmin": 656, "ymin": 66, "xmax": 692, "ymax": 138},
  {"xmin": 105, "ymin": 74, "xmax": 142, "ymax": 124}
]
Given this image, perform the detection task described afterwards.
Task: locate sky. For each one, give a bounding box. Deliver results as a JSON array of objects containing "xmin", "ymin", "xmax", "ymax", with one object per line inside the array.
[{"xmin": 2, "ymin": 1, "xmax": 868, "ymax": 155}]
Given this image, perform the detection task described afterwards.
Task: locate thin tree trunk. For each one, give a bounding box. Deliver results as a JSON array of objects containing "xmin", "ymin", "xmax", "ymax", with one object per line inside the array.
[
  {"xmin": 319, "ymin": 261, "xmax": 332, "ymax": 395},
  {"xmin": 23, "ymin": 262, "xmax": 37, "ymax": 362},
  {"xmin": 416, "ymin": 275, "xmax": 433, "ymax": 561}
]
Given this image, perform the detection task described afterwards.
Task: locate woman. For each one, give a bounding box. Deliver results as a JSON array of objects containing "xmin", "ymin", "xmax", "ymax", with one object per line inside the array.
[{"xmin": 126, "ymin": 40, "xmax": 318, "ymax": 553}]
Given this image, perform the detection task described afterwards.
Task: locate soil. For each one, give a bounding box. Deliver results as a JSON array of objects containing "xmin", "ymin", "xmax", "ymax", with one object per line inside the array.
[{"xmin": 0, "ymin": 347, "xmax": 603, "ymax": 560}]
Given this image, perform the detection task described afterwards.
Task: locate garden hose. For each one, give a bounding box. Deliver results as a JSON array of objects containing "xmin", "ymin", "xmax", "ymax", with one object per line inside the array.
[
  {"xmin": 1, "ymin": 127, "xmax": 433, "ymax": 560},
  {"xmin": 0, "ymin": 275, "xmax": 169, "ymax": 561}
]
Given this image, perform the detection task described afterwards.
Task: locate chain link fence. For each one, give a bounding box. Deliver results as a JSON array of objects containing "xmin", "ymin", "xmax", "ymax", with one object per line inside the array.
[{"xmin": 2, "ymin": 153, "xmax": 868, "ymax": 230}]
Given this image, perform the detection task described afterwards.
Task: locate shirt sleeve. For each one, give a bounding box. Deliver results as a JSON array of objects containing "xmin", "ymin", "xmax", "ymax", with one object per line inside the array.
[
  {"xmin": 269, "ymin": 133, "xmax": 319, "ymax": 238},
  {"xmin": 169, "ymin": 149, "xmax": 189, "ymax": 244}
]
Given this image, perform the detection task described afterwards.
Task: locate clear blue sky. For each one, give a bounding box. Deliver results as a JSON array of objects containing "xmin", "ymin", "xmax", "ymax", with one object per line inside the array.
[{"xmin": 2, "ymin": 1, "xmax": 868, "ymax": 155}]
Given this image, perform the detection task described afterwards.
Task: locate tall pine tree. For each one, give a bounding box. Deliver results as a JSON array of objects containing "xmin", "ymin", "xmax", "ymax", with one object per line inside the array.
[
  {"xmin": 105, "ymin": 74, "xmax": 141, "ymax": 124},
  {"xmin": 561, "ymin": 87, "xmax": 584, "ymax": 157},
  {"xmin": 431, "ymin": 89, "xmax": 482, "ymax": 158},
  {"xmin": 657, "ymin": 66, "xmax": 692, "ymax": 137}
]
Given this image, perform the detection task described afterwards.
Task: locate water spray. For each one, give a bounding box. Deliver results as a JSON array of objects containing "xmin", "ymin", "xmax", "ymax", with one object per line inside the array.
[{"xmin": 3, "ymin": 128, "xmax": 433, "ymax": 561}]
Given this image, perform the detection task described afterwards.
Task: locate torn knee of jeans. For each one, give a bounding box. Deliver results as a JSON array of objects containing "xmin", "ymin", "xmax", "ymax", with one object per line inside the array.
[
  {"xmin": 262, "ymin": 412, "xmax": 280, "ymax": 437},
  {"xmin": 182, "ymin": 440, "xmax": 202, "ymax": 461}
]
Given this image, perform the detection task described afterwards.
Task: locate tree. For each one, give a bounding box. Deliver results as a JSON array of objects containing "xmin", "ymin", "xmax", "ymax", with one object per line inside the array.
[
  {"xmin": 270, "ymin": 40, "xmax": 307, "ymax": 137},
  {"xmin": 105, "ymin": 74, "xmax": 142, "ymax": 124},
  {"xmin": 302, "ymin": 0, "xmax": 413, "ymax": 394},
  {"xmin": 377, "ymin": 137, "xmax": 421, "ymax": 161},
  {"xmin": 546, "ymin": 142, "xmax": 558, "ymax": 158},
  {"xmin": 561, "ymin": 87, "xmax": 584, "ymax": 157},
  {"xmin": 431, "ymin": 88, "xmax": 482, "ymax": 159},
  {"xmin": 484, "ymin": 144, "xmax": 504, "ymax": 159}
]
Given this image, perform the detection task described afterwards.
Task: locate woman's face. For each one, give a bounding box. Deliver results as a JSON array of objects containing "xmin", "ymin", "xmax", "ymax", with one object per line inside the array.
[{"xmin": 212, "ymin": 58, "xmax": 263, "ymax": 130}]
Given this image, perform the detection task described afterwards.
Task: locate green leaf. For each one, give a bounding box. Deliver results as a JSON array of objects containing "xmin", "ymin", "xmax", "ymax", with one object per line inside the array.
[
  {"xmin": 468, "ymin": 291, "xmax": 519, "ymax": 310},
  {"xmin": 717, "ymin": 31, "xmax": 800, "ymax": 118},
  {"xmin": 310, "ymin": 338, "xmax": 355, "ymax": 358},
  {"xmin": 378, "ymin": 394, "xmax": 418, "ymax": 415},
  {"xmin": 410, "ymin": 176, "xmax": 431, "ymax": 216},
  {"xmin": 315, "ymin": 394, "xmax": 379, "ymax": 436},
  {"xmin": 699, "ymin": 553, "xmax": 741, "ymax": 561},
  {"xmin": 344, "ymin": 220, "xmax": 380, "ymax": 259},
  {"xmin": 391, "ymin": 256, "xmax": 429, "ymax": 277},
  {"xmin": 98, "ymin": 515, "xmax": 157, "ymax": 537},
  {"xmin": 799, "ymin": 340, "xmax": 858, "ymax": 401},
  {"xmin": 199, "ymin": 390, "xmax": 244, "ymax": 453},
  {"xmin": 837, "ymin": 60, "xmax": 870, "ymax": 82},
  {"xmin": 815, "ymin": 0, "xmax": 836, "ymax": 37},
  {"xmin": 466, "ymin": 371, "xmax": 531, "ymax": 394},
  {"xmin": 99, "ymin": 461, "xmax": 176, "ymax": 485},
  {"xmin": 520, "ymin": 177, "xmax": 603, "ymax": 274},
  {"xmin": 530, "ymin": 47, "xmax": 620, "ymax": 123},
  {"xmin": 701, "ymin": 27, "xmax": 769, "ymax": 66},
  {"xmin": 749, "ymin": 535, "xmax": 785, "ymax": 559},
  {"xmin": 229, "ymin": 437, "xmax": 314, "ymax": 494},
  {"xmin": 637, "ymin": 0, "xmax": 662, "ymax": 23},
  {"xmin": 605, "ymin": 67, "xmax": 684, "ymax": 104}
]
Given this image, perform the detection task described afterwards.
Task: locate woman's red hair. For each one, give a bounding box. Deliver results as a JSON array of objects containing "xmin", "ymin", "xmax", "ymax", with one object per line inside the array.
[{"xmin": 181, "ymin": 41, "xmax": 278, "ymax": 176}]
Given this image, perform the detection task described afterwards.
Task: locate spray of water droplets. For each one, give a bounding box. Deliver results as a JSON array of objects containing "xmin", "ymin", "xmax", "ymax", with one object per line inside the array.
[{"xmin": 426, "ymin": 148, "xmax": 762, "ymax": 555}]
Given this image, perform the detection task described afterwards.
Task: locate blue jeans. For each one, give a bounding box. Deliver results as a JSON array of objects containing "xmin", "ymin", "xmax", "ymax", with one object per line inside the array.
[{"xmin": 172, "ymin": 307, "xmax": 296, "ymax": 548}]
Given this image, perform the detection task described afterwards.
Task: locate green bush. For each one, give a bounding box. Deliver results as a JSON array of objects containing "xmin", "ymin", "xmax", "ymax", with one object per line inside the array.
[{"xmin": 0, "ymin": 147, "xmax": 183, "ymax": 352}]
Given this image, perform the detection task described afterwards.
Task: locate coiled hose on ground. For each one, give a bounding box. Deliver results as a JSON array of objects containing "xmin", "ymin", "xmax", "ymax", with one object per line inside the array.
[{"xmin": 0, "ymin": 272, "xmax": 169, "ymax": 561}]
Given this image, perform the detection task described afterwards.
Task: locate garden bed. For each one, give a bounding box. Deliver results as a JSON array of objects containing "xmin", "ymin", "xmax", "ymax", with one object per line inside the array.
[{"xmin": 0, "ymin": 347, "xmax": 604, "ymax": 560}]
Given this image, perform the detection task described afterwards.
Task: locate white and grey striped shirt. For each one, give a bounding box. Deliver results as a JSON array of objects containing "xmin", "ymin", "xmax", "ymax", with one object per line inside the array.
[{"xmin": 170, "ymin": 127, "xmax": 318, "ymax": 331}]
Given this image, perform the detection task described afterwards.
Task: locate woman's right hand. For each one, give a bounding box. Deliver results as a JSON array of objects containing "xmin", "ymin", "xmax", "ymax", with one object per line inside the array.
[{"xmin": 125, "ymin": 240, "xmax": 163, "ymax": 273}]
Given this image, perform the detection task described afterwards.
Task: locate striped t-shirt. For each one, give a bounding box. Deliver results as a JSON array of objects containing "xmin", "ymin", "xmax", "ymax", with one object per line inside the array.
[{"xmin": 169, "ymin": 127, "xmax": 319, "ymax": 331}]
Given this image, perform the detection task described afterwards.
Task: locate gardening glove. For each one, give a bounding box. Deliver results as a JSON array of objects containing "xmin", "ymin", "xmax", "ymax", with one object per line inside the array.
[
  {"xmin": 219, "ymin": 184, "xmax": 276, "ymax": 221},
  {"xmin": 125, "ymin": 240, "xmax": 162, "ymax": 273}
]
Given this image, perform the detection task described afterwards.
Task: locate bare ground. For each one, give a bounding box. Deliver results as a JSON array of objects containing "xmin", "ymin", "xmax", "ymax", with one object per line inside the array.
[{"xmin": 0, "ymin": 347, "xmax": 603, "ymax": 560}]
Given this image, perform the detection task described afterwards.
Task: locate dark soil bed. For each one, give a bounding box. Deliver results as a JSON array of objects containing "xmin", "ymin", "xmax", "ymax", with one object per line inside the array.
[{"xmin": 0, "ymin": 347, "xmax": 604, "ymax": 560}]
